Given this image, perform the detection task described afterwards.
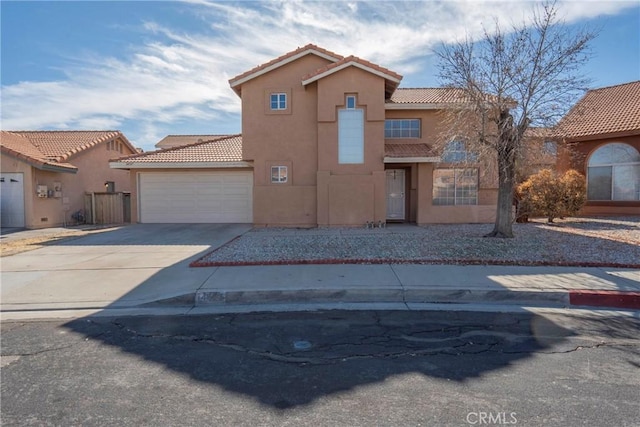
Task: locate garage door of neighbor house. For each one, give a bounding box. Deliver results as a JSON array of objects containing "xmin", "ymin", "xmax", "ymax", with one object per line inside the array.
[
  {"xmin": 1, "ymin": 173, "xmax": 25, "ymax": 228},
  {"xmin": 138, "ymin": 171, "xmax": 253, "ymax": 223}
]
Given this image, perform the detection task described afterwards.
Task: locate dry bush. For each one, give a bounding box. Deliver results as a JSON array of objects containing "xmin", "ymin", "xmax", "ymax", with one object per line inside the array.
[{"xmin": 516, "ymin": 169, "xmax": 586, "ymax": 222}]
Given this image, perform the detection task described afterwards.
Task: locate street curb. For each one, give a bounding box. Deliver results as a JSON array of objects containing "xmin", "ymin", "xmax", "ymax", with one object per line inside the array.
[
  {"xmin": 190, "ymin": 257, "xmax": 640, "ymax": 269},
  {"xmin": 194, "ymin": 287, "xmax": 570, "ymax": 308},
  {"xmin": 569, "ymin": 290, "xmax": 640, "ymax": 310}
]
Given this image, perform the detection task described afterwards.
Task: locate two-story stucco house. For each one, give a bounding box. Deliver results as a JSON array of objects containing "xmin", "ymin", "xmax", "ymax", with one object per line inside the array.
[{"xmin": 113, "ymin": 44, "xmax": 500, "ymax": 226}]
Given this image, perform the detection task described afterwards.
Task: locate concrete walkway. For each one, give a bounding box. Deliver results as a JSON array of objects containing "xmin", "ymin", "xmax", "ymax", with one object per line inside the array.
[{"xmin": 1, "ymin": 224, "xmax": 639, "ymax": 320}]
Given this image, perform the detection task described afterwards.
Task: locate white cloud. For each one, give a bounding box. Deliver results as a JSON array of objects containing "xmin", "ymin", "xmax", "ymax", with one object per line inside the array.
[{"xmin": 1, "ymin": 0, "xmax": 635, "ymax": 151}]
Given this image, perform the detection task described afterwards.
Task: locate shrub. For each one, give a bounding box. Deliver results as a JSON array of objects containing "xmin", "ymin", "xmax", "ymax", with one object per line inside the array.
[{"xmin": 516, "ymin": 169, "xmax": 586, "ymax": 222}]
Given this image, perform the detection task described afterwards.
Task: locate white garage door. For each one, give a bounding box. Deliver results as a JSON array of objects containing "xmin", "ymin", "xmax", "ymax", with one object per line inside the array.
[
  {"xmin": 1, "ymin": 173, "xmax": 25, "ymax": 228},
  {"xmin": 139, "ymin": 171, "xmax": 253, "ymax": 223}
]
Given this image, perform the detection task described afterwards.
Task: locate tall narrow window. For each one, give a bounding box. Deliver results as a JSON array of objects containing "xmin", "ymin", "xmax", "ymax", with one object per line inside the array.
[
  {"xmin": 339, "ymin": 96, "xmax": 364, "ymax": 164},
  {"xmin": 270, "ymin": 93, "xmax": 287, "ymax": 110},
  {"xmin": 346, "ymin": 95, "xmax": 357, "ymax": 109}
]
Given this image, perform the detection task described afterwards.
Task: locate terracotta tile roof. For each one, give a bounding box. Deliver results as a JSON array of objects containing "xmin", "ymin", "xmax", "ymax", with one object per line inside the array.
[
  {"xmin": 385, "ymin": 143, "xmax": 438, "ymax": 159},
  {"xmin": 116, "ymin": 135, "xmax": 243, "ymax": 164},
  {"xmin": 555, "ymin": 81, "xmax": 640, "ymax": 140},
  {"xmin": 155, "ymin": 134, "xmax": 231, "ymax": 149},
  {"xmin": 229, "ymin": 44, "xmax": 343, "ymax": 94},
  {"xmin": 387, "ymin": 88, "xmax": 474, "ymax": 105},
  {"xmin": 0, "ymin": 130, "xmax": 120, "ymax": 172},
  {"xmin": 6, "ymin": 130, "xmax": 135, "ymax": 161}
]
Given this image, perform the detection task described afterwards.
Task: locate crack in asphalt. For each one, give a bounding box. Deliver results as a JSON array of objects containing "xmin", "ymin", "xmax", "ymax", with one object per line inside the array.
[
  {"xmin": 108, "ymin": 318, "xmax": 639, "ymax": 366},
  {"xmin": 2, "ymin": 343, "xmax": 79, "ymax": 357}
]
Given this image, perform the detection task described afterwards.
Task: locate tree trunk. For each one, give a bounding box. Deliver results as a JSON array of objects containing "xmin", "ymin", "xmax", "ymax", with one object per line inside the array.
[{"xmin": 486, "ymin": 123, "xmax": 516, "ymax": 238}]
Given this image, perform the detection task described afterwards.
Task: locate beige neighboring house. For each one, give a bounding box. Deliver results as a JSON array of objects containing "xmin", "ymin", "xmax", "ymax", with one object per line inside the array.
[
  {"xmin": 556, "ymin": 81, "xmax": 640, "ymax": 215},
  {"xmin": 113, "ymin": 44, "xmax": 506, "ymax": 226},
  {"xmin": 1, "ymin": 130, "xmax": 137, "ymax": 229}
]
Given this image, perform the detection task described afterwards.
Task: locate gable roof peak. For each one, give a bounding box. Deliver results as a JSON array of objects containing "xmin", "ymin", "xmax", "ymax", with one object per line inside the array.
[{"xmin": 229, "ymin": 44, "xmax": 344, "ymax": 95}]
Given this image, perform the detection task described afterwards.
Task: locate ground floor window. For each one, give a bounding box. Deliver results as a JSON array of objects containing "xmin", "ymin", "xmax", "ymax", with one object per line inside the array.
[
  {"xmin": 433, "ymin": 168, "xmax": 478, "ymax": 205},
  {"xmin": 587, "ymin": 143, "xmax": 640, "ymax": 201},
  {"xmin": 271, "ymin": 166, "xmax": 288, "ymax": 183}
]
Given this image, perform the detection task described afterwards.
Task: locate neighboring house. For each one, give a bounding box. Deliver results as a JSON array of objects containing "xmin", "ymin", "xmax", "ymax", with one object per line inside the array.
[
  {"xmin": 1, "ymin": 130, "xmax": 137, "ymax": 229},
  {"xmin": 155, "ymin": 135, "xmax": 231, "ymax": 149},
  {"xmin": 556, "ymin": 81, "xmax": 640, "ymax": 215},
  {"xmin": 113, "ymin": 44, "xmax": 506, "ymax": 226}
]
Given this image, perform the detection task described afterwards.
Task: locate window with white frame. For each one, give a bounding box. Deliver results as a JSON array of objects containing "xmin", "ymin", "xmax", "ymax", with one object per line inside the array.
[
  {"xmin": 384, "ymin": 119, "xmax": 420, "ymax": 138},
  {"xmin": 433, "ymin": 168, "xmax": 478, "ymax": 205},
  {"xmin": 271, "ymin": 166, "xmax": 288, "ymax": 183},
  {"xmin": 270, "ymin": 93, "xmax": 287, "ymax": 110},
  {"xmin": 587, "ymin": 143, "xmax": 640, "ymax": 201},
  {"xmin": 346, "ymin": 95, "xmax": 357, "ymax": 109},
  {"xmin": 441, "ymin": 140, "xmax": 478, "ymax": 163},
  {"xmin": 338, "ymin": 96, "xmax": 364, "ymax": 164}
]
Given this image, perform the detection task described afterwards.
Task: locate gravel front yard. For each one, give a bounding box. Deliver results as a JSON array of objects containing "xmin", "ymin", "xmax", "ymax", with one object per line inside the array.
[{"xmin": 192, "ymin": 217, "xmax": 640, "ymax": 268}]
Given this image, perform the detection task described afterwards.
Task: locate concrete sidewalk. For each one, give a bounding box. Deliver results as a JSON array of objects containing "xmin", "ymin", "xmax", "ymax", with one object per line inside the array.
[{"xmin": 1, "ymin": 224, "xmax": 639, "ymax": 320}]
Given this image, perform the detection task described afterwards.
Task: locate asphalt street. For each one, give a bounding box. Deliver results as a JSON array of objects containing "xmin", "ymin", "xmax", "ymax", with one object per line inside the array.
[{"xmin": 1, "ymin": 309, "xmax": 639, "ymax": 426}]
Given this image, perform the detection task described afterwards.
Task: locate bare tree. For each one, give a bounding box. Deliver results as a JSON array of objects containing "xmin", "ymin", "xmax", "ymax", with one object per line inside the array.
[{"xmin": 436, "ymin": 1, "xmax": 596, "ymax": 237}]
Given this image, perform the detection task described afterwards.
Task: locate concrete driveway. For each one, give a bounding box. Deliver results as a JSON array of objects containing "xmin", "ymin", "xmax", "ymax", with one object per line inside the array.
[{"xmin": 1, "ymin": 224, "xmax": 251, "ymax": 311}]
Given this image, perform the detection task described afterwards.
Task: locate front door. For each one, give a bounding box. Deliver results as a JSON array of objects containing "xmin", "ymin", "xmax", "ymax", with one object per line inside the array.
[{"xmin": 386, "ymin": 169, "xmax": 405, "ymax": 221}]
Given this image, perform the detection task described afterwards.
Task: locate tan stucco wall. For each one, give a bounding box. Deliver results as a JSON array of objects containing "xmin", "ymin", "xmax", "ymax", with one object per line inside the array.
[
  {"xmin": 315, "ymin": 67, "xmax": 387, "ymax": 226},
  {"xmin": 237, "ymin": 53, "xmax": 503, "ymax": 227},
  {"xmin": 241, "ymin": 54, "xmax": 330, "ymax": 226},
  {"xmin": 1, "ymin": 137, "xmax": 134, "ymax": 229}
]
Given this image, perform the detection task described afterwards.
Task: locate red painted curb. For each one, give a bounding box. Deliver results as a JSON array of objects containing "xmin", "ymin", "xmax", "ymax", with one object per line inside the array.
[{"xmin": 569, "ymin": 290, "xmax": 640, "ymax": 310}]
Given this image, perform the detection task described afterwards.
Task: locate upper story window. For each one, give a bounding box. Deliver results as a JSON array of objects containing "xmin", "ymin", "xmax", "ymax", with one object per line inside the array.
[
  {"xmin": 441, "ymin": 140, "xmax": 478, "ymax": 163},
  {"xmin": 346, "ymin": 95, "xmax": 357, "ymax": 109},
  {"xmin": 270, "ymin": 93, "xmax": 287, "ymax": 110},
  {"xmin": 339, "ymin": 95, "xmax": 364, "ymax": 164},
  {"xmin": 385, "ymin": 119, "xmax": 420, "ymax": 138}
]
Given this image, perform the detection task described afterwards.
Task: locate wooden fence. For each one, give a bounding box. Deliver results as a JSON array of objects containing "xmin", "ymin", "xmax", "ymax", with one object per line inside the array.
[{"xmin": 84, "ymin": 192, "xmax": 131, "ymax": 225}]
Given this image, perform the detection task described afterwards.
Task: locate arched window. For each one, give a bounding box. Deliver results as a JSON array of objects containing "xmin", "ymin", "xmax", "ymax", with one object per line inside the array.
[
  {"xmin": 441, "ymin": 140, "xmax": 478, "ymax": 163},
  {"xmin": 587, "ymin": 143, "xmax": 640, "ymax": 201}
]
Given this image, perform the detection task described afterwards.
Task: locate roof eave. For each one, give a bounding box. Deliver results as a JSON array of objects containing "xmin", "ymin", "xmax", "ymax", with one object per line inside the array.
[
  {"xmin": 39, "ymin": 163, "xmax": 78, "ymax": 174},
  {"xmin": 1, "ymin": 148, "xmax": 77, "ymax": 173},
  {"xmin": 559, "ymin": 129, "xmax": 640, "ymax": 143},
  {"xmin": 384, "ymin": 156, "xmax": 441, "ymax": 163},
  {"xmin": 110, "ymin": 161, "xmax": 253, "ymax": 170},
  {"xmin": 385, "ymin": 103, "xmax": 470, "ymax": 110}
]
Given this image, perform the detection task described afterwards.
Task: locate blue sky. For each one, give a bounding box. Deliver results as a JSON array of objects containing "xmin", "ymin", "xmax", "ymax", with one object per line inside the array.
[{"xmin": 2, "ymin": 1, "xmax": 639, "ymax": 152}]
